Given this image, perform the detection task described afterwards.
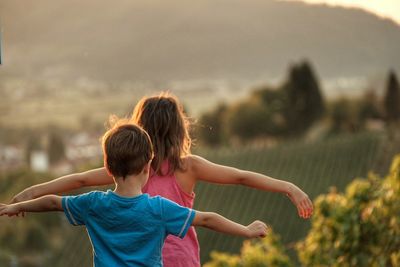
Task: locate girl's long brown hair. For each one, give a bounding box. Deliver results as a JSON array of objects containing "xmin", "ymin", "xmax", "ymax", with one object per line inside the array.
[{"xmin": 130, "ymin": 92, "xmax": 192, "ymax": 175}]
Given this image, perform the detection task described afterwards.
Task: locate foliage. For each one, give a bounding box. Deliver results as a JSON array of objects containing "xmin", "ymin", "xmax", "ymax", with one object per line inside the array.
[
  {"xmin": 198, "ymin": 104, "xmax": 228, "ymax": 145},
  {"xmin": 226, "ymin": 98, "xmax": 271, "ymax": 141},
  {"xmin": 204, "ymin": 230, "xmax": 293, "ymax": 267},
  {"xmin": 297, "ymin": 154, "xmax": 400, "ymax": 267},
  {"xmin": 357, "ymin": 90, "xmax": 382, "ymax": 126},
  {"xmin": 251, "ymin": 88, "xmax": 287, "ymax": 135},
  {"xmin": 47, "ymin": 132, "xmax": 66, "ymax": 164},
  {"xmin": 328, "ymin": 91, "xmax": 382, "ymax": 134},
  {"xmin": 384, "ymin": 70, "xmax": 400, "ymax": 123},
  {"xmin": 328, "ymin": 98, "xmax": 359, "ymax": 133},
  {"xmin": 283, "ymin": 61, "xmax": 325, "ymax": 135},
  {"xmin": 199, "ymin": 60, "xmax": 325, "ymax": 145}
]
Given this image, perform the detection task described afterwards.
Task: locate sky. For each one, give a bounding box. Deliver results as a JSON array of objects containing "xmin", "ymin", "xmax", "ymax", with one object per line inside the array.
[{"xmin": 292, "ymin": 0, "xmax": 400, "ymax": 24}]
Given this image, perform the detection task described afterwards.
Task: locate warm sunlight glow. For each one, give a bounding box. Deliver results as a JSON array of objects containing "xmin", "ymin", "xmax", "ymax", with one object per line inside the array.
[{"xmin": 293, "ymin": 0, "xmax": 400, "ymax": 24}]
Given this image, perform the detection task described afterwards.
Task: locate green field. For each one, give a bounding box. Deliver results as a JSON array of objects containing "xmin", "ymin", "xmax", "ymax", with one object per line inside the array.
[
  {"xmin": 194, "ymin": 132, "xmax": 385, "ymax": 263},
  {"xmin": 45, "ymin": 131, "xmax": 396, "ymax": 266}
]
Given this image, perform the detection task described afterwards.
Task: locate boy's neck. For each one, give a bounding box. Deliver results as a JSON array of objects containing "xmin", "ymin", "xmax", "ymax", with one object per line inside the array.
[{"xmin": 113, "ymin": 173, "xmax": 146, "ymax": 198}]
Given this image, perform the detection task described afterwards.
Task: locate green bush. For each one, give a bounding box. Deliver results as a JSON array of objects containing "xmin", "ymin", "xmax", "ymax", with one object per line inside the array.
[
  {"xmin": 204, "ymin": 230, "xmax": 293, "ymax": 267},
  {"xmin": 297, "ymin": 155, "xmax": 400, "ymax": 266},
  {"xmin": 197, "ymin": 104, "xmax": 228, "ymax": 145}
]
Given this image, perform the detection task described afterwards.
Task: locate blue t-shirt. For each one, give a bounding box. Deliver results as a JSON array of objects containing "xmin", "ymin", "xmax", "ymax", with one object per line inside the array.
[{"xmin": 62, "ymin": 190, "xmax": 196, "ymax": 267}]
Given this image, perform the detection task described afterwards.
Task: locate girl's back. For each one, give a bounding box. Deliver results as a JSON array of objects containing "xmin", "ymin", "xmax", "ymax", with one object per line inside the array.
[{"xmin": 143, "ymin": 159, "xmax": 200, "ymax": 267}]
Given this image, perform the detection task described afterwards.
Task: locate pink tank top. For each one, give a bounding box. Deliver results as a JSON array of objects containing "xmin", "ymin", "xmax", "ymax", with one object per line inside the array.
[{"xmin": 142, "ymin": 160, "xmax": 200, "ymax": 267}]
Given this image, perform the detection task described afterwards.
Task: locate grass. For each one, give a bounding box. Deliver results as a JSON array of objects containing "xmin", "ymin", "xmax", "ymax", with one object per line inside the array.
[{"xmin": 194, "ymin": 132, "xmax": 383, "ymax": 263}]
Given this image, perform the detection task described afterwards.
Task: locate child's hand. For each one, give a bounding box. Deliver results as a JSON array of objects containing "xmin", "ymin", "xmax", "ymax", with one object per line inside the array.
[
  {"xmin": 246, "ymin": 220, "xmax": 268, "ymax": 238},
  {"xmin": 0, "ymin": 203, "xmax": 23, "ymax": 217},
  {"xmin": 287, "ymin": 184, "xmax": 313, "ymax": 219}
]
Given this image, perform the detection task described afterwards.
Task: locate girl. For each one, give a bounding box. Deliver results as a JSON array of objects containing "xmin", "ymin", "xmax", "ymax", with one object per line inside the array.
[{"xmin": 11, "ymin": 92, "xmax": 313, "ymax": 267}]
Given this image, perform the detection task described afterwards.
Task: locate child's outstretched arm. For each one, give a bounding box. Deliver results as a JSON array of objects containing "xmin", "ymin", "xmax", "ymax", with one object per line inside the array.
[
  {"xmin": 192, "ymin": 211, "xmax": 268, "ymax": 238},
  {"xmin": 10, "ymin": 168, "xmax": 113, "ymax": 203},
  {"xmin": 1, "ymin": 195, "xmax": 63, "ymax": 217},
  {"xmin": 190, "ymin": 155, "xmax": 313, "ymax": 219}
]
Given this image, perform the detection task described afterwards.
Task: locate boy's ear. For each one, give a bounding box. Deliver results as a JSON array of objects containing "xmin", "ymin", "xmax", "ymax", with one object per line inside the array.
[
  {"xmin": 142, "ymin": 160, "xmax": 152, "ymax": 174},
  {"xmin": 103, "ymin": 159, "xmax": 113, "ymax": 177}
]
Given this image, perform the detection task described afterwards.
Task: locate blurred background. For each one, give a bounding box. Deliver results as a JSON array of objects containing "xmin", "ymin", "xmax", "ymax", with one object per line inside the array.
[{"xmin": 0, "ymin": 0, "xmax": 399, "ymax": 266}]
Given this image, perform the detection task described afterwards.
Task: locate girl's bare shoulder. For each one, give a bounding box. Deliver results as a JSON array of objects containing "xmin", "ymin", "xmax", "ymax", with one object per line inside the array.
[
  {"xmin": 174, "ymin": 155, "xmax": 203, "ymax": 192},
  {"xmin": 180, "ymin": 154, "xmax": 209, "ymax": 175}
]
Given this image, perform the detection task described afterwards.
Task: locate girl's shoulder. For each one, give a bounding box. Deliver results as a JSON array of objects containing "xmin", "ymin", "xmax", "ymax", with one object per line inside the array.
[
  {"xmin": 180, "ymin": 154, "xmax": 210, "ymax": 176},
  {"xmin": 181, "ymin": 154, "xmax": 202, "ymax": 166},
  {"xmin": 173, "ymin": 155, "xmax": 202, "ymax": 193},
  {"xmin": 173, "ymin": 155, "xmax": 201, "ymax": 178}
]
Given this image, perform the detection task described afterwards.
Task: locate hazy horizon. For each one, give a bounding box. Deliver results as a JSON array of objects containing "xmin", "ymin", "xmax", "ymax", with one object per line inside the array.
[{"xmin": 292, "ymin": 0, "xmax": 400, "ymax": 25}]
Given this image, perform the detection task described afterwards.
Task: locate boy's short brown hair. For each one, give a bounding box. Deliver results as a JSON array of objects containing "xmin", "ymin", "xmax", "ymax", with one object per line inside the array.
[{"xmin": 102, "ymin": 119, "xmax": 153, "ymax": 178}]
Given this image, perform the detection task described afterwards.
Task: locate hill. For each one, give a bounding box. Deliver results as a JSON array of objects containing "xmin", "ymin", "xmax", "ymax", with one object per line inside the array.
[{"xmin": 1, "ymin": 0, "xmax": 399, "ymax": 85}]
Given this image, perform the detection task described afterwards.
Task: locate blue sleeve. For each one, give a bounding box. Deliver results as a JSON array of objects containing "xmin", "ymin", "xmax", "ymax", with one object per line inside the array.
[
  {"xmin": 62, "ymin": 192, "xmax": 93, "ymax": 226},
  {"xmin": 160, "ymin": 197, "xmax": 196, "ymax": 239}
]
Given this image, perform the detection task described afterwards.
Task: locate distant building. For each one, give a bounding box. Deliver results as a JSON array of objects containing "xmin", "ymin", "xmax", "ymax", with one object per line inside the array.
[
  {"xmin": 66, "ymin": 132, "xmax": 102, "ymax": 161},
  {"xmin": 30, "ymin": 150, "xmax": 49, "ymax": 172},
  {"xmin": 0, "ymin": 145, "xmax": 25, "ymax": 171}
]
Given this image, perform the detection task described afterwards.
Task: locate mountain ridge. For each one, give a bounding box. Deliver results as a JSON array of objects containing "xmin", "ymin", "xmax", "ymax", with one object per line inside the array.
[{"xmin": 1, "ymin": 0, "xmax": 399, "ymax": 85}]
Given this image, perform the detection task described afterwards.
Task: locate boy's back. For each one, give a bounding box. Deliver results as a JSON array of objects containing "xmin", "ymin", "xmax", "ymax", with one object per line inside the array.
[{"xmin": 63, "ymin": 190, "xmax": 195, "ymax": 267}]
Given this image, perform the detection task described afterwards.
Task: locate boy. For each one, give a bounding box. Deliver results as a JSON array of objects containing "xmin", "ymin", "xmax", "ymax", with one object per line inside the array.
[{"xmin": 0, "ymin": 122, "xmax": 268, "ymax": 267}]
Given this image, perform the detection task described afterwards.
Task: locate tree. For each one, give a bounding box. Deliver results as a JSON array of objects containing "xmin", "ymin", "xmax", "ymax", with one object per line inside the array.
[
  {"xmin": 225, "ymin": 88, "xmax": 290, "ymax": 142},
  {"xmin": 329, "ymin": 98, "xmax": 359, "ymax": 134},
  {"xmin": 204, "ymin": 230, "xmax": 293, "ymax": 267},
  {"xmin": 297, "ymin": 155, "xmax": 400, "ymax": 266},
  {"xmin": 225, "ymin": 99, "xmax": 270, "ymax": 141},
  {"xmin": 47, "ymin": 132, "xmax": 65, "ymax": 164},
  {"xmin": 383, "ymin": 70, "xmax": 400, "ymax": 123},
  {"xmin": 197, "ymin": 104, "xmax": 228, "ymax": 146},
  {"xmin": 284, "ymin": 61, "xmax": 324, "ymax": 135},
  {"xmin": 357, "ymin": 90, "xmax": 381, "ymax": 125},
  {"xmin": 252, "ymin": 87, "xmax": 287, "ymax": 135}
]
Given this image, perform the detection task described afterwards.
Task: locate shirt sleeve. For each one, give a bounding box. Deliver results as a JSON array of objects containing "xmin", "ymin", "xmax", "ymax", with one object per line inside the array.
[
  {"xmin": 160, "ymin": 197, "xmax": 196, "ymax": 239},
  {"xmin": 62, "ymin": 192, "xmax": 93, "ymax": 226}
]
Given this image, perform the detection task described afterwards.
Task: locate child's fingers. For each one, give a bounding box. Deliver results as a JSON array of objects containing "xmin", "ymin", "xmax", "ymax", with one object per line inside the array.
[
  {"xmin": 298, "ymin": 205, "xmax": 305, "ymax": 218},
  {"xmin": 302, "ymin": 199, "xmax": 313, "ymax": 218},
  {"xmin": 257, "ymin": 227, "xmax": 266, "ymax": 237},
  {"xmin": 259, "ymin": 227, "xmax": 268, "ymax": 237},
  {"xmin": 299, "ymin": 202, "xmax": 307, "ymax": 218},
  {"xmin": 289, "ymin": 192, "xmax": 312, "ymax": 218},
  {"xmin": 303, "ymin": 202, "xmax": 311, "ymax": 218},
  {"xmin": 298, "ymin": 199, "xmax": 313, "ymax": 218},
  {"xmin": 307, "ymin": 199, "xmax": 314, "ymax": 213}
]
